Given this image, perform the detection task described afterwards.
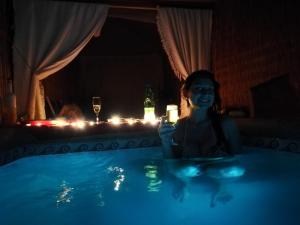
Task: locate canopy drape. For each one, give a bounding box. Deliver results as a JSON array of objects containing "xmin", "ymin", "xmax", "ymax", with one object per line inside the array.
[
  {"xmin": 157, "ymin": 7, "xmax": 213, "ymax": 117},
  {"xmin": 13, "ymin": 0, "xmax": 108, "ymax": 120}
]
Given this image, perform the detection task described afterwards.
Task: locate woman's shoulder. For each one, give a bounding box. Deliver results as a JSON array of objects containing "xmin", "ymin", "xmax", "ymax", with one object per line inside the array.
[{"xmin": 219, "ymin": 116, "xmax": 237, "ymax": 130}]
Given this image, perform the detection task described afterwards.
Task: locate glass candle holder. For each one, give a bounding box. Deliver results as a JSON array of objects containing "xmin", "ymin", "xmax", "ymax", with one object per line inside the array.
[{"xmin": 166, "ymin": 104, "xmax": 179, "ymax": 124}]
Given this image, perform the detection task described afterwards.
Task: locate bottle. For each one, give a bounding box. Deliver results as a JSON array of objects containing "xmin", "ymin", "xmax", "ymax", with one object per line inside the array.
[{"xmin": 144, "ymin": 85, "xmax": 155, "ymax": 121}]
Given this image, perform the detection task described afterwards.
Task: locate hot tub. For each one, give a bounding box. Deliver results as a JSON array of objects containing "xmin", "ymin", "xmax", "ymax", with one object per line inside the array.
[{"xmin": 0, "ymin": 146, "xmax": 300, "ymax": 225}]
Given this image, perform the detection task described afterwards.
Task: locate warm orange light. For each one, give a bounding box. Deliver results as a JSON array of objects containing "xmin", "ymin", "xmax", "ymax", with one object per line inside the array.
[
  {"xmin": 126, "ymin": 118, "xmax": 136, "ymax": 125},
  {"xmin": 166, "ymin": 104, "xmax": 179, "ymax": 123},
  {"xmin": 150, "ymin": 118, "xmax": 159, "ymax": 126},
  {"xmin": 108, "ymin": 115, "xmax": 121, "ymax": 125},
  {"xmin": 51, "ymin": 119, "xmax": 69, "ymax": 127},
  {"xmin": 76, "ymin": 120, "xmax": 86, "ymax": 129}
]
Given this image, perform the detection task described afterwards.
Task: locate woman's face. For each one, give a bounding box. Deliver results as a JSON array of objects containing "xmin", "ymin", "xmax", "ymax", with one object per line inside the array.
[{"xmin": 187, "ymin": 78, "xmax": 215, "ymax": 109}]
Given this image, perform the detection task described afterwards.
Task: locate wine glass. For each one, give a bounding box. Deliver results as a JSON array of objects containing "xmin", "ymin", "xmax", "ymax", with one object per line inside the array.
[{"xmin": 92, "ymin": 97, "xmax": 101, "ymax": 123}]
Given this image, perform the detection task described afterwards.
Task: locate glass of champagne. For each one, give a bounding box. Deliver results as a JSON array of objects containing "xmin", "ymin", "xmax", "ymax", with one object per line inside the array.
[{"xmin": 92, "ymin": 97, "xmax": 101, "ymax": 123}]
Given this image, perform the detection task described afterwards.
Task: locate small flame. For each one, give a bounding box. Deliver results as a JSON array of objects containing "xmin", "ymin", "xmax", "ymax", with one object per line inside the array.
[
  {"xmin": 51, "ymin": 119, "xmax": 69, "ymax": 127},
  {"xmin": 108, "ymin": 116, "xmax": 121, "ymax": 125},
  {"xmin": 126, "ymin": 118, "xmax": 136, "ymax": 125}
]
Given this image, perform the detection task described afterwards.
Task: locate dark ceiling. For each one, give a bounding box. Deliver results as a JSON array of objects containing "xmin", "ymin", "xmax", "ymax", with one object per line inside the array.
[
  {"xmin": 52, "ymin": 0, "xmax": 216, "ymax": 9},
  {"xmin": 52, "ymin": 0, "xmax": 216, "ymax": 23}
]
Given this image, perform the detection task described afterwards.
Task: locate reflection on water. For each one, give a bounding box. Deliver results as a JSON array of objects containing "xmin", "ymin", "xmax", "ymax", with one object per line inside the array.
[
  {"xmin": 56, "ymin": 180, "xmax": 74, "ymax": 207},
  {"xmin": 144, "ymin": 163, "xmax": 162, "ymax": 192},
  {"xmin": 107, "ymin": 166, "xmax": 125, "ymax": 191},
  {"xmin": 1, "ymin": 147, "xmax": 300, "ymax": 225},
  {"xmin": 96, "ymin": 192, "xmax": 105, "ymax": 207}
]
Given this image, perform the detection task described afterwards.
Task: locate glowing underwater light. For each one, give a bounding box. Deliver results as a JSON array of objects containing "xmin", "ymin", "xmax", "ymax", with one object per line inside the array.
[
  {"xmin": 176, "ymin": 165, "xmax": 202, "ymax": 178},
  {"xmin": 220, "ymin": 166, "xmax": 246, "ymax": 178}
]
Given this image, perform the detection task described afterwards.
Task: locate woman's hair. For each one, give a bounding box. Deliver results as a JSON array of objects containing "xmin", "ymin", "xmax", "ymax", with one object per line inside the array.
[{"xmin": 181, "ymin": 70, "xmax": 221, "ymax": 113}]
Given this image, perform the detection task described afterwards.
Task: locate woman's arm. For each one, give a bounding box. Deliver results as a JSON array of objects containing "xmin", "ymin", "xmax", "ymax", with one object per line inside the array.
[
  {"xmin": 158, "ymin": 121, "xmax": 176, "ymax": 158},
  {"xmin": 221, "ymin": 117, "xmax": 242, "ymax": 154}
]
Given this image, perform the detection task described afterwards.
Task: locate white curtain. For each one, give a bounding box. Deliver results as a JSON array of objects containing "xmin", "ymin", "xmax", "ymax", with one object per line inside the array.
[
  {"xmin": 13, "ymin": 0, "xmax": 108, "ymax": 120},
  {"xmin": 157, "ymin": 7, "xmax": 213, "ymax": 117}
]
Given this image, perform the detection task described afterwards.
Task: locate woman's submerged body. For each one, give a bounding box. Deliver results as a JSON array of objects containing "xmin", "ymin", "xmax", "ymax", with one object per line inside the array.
[
  {"xmin": 171, "ymin": 116, "xmax": 239, "ymax": 158},
  {"xmin": 158, "ymin": 70, "xmax": 245, "ymax": 204}
]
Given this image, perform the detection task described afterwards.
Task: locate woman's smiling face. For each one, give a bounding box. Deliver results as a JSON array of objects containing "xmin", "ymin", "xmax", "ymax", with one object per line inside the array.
[{"xmin": 187, "ymin": 78, "xmax": 215, "ymax": 109}]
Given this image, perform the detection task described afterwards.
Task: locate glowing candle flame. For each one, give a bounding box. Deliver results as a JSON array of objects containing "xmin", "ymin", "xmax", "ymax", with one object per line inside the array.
[
  {"xmin": 108, "ymin": 116, "xmax": 121, "ymax": 125},
  {"xmin": 166, "ymin": 104, "xmax": 179, "ymax": 124},
  {"xmin": 126, "ymin": 118, "xmax": 135, "ymax": 125}
]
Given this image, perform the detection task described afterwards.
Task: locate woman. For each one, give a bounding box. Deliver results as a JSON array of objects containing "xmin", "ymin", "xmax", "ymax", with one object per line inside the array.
[
  {"xmin": 158, "ymin": 70, "xmax": 244, "ymax": 203},
  {"xmin": 159, "ymin": 70, "xmax": 241, "ymax": 158}
]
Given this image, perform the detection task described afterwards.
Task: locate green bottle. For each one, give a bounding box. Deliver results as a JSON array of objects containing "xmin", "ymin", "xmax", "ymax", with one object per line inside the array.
[{"xmin": 144, "ymin": 85, "xmax": 155, "ymax": 121}]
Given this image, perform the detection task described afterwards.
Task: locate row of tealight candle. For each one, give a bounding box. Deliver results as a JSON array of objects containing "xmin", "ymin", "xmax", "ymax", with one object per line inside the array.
[{"xmin": 26, "ymin": 105, "xmax": 179, "ymax": 129}]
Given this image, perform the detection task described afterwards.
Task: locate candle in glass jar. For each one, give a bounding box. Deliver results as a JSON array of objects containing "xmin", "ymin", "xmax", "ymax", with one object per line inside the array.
[{"xmin": 166, "ymin": 104, "xmax": 178, "ymax": 124}]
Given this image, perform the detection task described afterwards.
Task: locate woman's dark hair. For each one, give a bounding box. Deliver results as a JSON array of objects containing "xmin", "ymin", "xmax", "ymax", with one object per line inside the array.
[{"xmin": 182, "ymin": 70, "xmax": 227, "ymax": 147}]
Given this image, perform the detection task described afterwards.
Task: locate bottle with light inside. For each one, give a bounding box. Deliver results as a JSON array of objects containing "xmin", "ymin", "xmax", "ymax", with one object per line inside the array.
[{"xmin": 144, "ymin": 85, "xmax": 155, "ymax": 122}]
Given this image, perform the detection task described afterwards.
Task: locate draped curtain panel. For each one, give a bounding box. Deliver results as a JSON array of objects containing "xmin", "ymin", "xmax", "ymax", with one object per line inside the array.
[
  {"xmin": 157, "ymin": 7, "xmax": 213, "ymax": 117},
  {"xmin": 13, "ymin": 0, "xmax": 108, "ymax": 120}
]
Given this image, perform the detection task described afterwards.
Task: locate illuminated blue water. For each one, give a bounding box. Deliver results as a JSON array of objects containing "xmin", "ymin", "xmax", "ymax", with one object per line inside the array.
[{"xmin": 0, "ymin": 146, "xmax": 300, "ymax": 225}]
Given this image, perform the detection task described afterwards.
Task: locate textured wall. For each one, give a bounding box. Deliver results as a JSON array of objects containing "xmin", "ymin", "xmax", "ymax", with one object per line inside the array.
[{"xmin": 212, "ymin": 0, "xmax": 300, "ymax": 117}]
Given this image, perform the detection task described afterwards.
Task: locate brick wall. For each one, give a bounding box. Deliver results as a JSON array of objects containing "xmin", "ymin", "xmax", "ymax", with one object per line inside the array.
[{"xmin": 212, "ymin": 0, "xmax": 300, "ymax": 116}]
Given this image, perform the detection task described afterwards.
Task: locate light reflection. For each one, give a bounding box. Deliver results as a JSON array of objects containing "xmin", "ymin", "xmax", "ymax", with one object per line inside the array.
[
  {"xmin": 56, "ymin": 180, "xmax": 74, "ymax": 207},
  {"xmin": 97, "ymin": 192, "xmax": 105, "ymax": 207},
  {"xmin": 220, "ymin": 166, "xmax": 246, "ymax": 178},
  {"xmin": 108, "ymin": 166, "xmax": 125, "ymax": 191},
  {"xmin": 144, "ymin": 164, "xmax": 162, "ymax": 192},
  {"xmin": 206, "ymin": 165, "xmax": 246, "ymax": 179},
  {"xmin": 114, "ymin": 174, "xmax": 125, "ymax": 191}
]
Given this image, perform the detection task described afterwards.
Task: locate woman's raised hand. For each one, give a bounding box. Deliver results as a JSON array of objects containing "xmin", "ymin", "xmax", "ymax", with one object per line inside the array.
[{"xmin": 158, "ymin": 116, "xmax": 176, "ymax": 142}]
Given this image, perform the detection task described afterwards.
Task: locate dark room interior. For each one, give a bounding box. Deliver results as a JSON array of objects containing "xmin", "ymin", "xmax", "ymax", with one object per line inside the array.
[
  {"xmin": 0, "ymin": 1, "xmax": 300, "ymax": 224},
  {"xmin": 2, "ymin": 0, "xmax": 300, "ymax": 121},
  {"xmin": 43, "ymin": 16, "xmax": 180, "ymax": 120}
]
